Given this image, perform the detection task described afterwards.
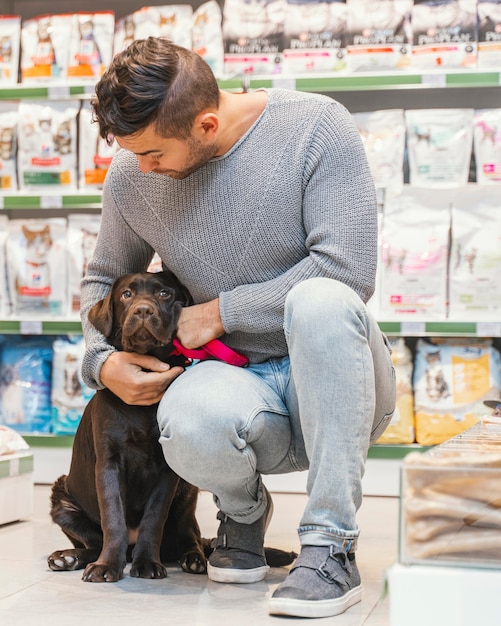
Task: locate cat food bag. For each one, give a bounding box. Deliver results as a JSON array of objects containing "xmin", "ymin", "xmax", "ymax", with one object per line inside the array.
[
  {"xmin": 0, "ymin": 15, "xmax": 21, "ymax": 84},
  {"xmin": 17, "ymin": 100, "xmax": 79, "ymax": 190},
  {"xmin": 413, "ymin": 338, "xmax": 501, "ymax": 445},
  {"xmin": 0, "ymin": 102, "xmax": 18, "ymax": 192},
  {"xmin": 283, "ymin": 0, "xmax": 347, "ymax": 74},
  {"xmin": 0, "ymin": 215, "xmax": 9, "ymax": 317},
  {"xmin": 411, "ymin": 0, "xmax": 477, "ymax": 70},
  {"xmin": 380, "ymin": 187, "xmax": 451, "ymax": 319},
  {"xmin": 67, "ymin": 11, "xmax": 115, "ymax": 83},
  {"xmin": 449, "ymin": 186, "xmax": 501, "ymax": 320},
  {"xmin": 193, "ymin": 0, "xmax": 225, "ymax": 77},
  {"xmin": 406, "ymin": 109, "xmax": 474, "ymax": 188},
  {"xmin": 477, "ymin": 0, "xmax": 501, "ymax": 68},
  {"xmin": 21, "ymin": 13, "xmax": 73, "ymax": 83},
  {"xmin": 79, "ymin": 101, "xmax": 119, "ymax": 190},
  {"xmin": 353, "ymin": 109, "xmax": 405, "ymax": 192},
  {"xmin": 346, "ymin": 0, "xmax": 412, "ymax": 72},
  {"xmin": 67, "ymin": 213, "xmax": 101, "ymax": 316},
  {"xmin": 474, "ymin": 109, "xmax": 501, "ymax": 184},
  {"xmin": 376, "ymin": 337, "xmax": 415, "ymax": 444},
  {"xmin": 6, "ymin": 218, "xmax": 67, "ymax": 317},
  {"xmin": 223, "ymin": 0, "xmax": 286, "ymax": 76},
  {"xmin": 0, "ymin": 335, "xmax": 53, "ymax": 434},
  {"xmin": 51, "ymin": 336, "xmax": 95, "ymax": 435}
]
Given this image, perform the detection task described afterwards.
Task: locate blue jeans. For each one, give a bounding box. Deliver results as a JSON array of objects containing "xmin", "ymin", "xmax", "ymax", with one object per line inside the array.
[{"xmin": 157, "ymin": 278, "xmax": 396, "ymax": 551}]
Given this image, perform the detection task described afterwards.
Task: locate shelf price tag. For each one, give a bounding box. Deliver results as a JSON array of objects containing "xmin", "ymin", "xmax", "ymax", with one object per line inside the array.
[
  {"xmin": 48, "ymin": 85, "xmax": 70, "ymax": 99},
  {"xmin": 476, "ymin": 322, "xmax": 501, "ymax": 337},
  {"xmin": 20, "ymin": 320, "xmax": 43, "ymax": 335},
  {"xmin": 400, "ymin": 321, "xmax": 426, "ymax": 335},
  {"xmin": 40, "ymin": 195, "xmax": 63, "ymax": 209},
  {"xmin": 421, "ymin": 73, "xmax": 446, "ymax": 87}
]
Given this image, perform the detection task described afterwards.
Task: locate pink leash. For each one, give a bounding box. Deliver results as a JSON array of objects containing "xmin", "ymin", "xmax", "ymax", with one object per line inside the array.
[{"xmin": 171, "ymin": 338, "xmax": 249, "ymax": 367}]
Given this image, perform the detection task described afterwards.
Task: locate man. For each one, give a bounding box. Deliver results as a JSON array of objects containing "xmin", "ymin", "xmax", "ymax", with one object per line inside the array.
[{"xmin": 81, "ymin": 36, "xmax": 396, "ymax": 619}]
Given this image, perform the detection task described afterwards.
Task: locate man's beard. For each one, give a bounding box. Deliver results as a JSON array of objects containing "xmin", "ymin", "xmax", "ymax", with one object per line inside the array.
[{"xmin": 152, "ymin": 136, "xmax": 219, "ymax": 179}]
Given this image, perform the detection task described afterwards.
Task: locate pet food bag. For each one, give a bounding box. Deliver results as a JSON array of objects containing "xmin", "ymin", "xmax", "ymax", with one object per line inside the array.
[
  {"xmin": 0, "ymin": 215, "xmax": 9, "ymax": 318},
  {"xmin": 51, "ymin": 336, "xmax": 95, "ymax": 435},
  {"xmin": 449, "ymin": 186, "xmax": 501, "ymax": 320},
  {"xmin": 474, "ymin": 109, "xmax": 501, "ymax": 184},
  {"xmin": 477, "ymin": 0, "xmax": 501, "ymax": 68},
  {"xmin": 406, "ymin": 109, "xmax": 474, "ymax": 189},
  {"xmin": 0, "ymin": 335, "xmax": 53, "ymax": 434},
  {"xmin": 413, "ymin": 338, "xmax": 501, "ymax": 445},
  {"xmin": 67, "ymin": 213, "xmax": 101, "ymax": 316},
  {"xmin": 17, "ymin": 100, "xmax": 79, "ymax": 190},
  {"xmin": 79, "ymin": 101, "xmax": 119, "ymax": 190},
  {"xmin": 5, "ymin": 218, "xmax": 67, "ymax": 317},
  {"xmin": 0, "ymin": 15, "xmax": 21, "ymax": 84},
  {"xmin": 283, "ymin": 0, "xmax": 348, "ymax": 75},
  {"xmin": 193, "ymin": 0, "xmax": 225, "ymax": 78},
  {"xmin": 67, "ymin": 12, "xmax": 115, "ymax": 83},
  {"xmin": 0, "ymin": 102, "xmax": 18, "ymax": 192}
]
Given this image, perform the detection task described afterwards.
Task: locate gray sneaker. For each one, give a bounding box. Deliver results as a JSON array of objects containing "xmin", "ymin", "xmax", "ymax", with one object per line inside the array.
[
  {"xmin": 207, "ymin": 487, "xmax": 273, "ymax": 584},
  {"xmin": 268, "ymin": 545, "xmax": 362, "ymax": 618}
]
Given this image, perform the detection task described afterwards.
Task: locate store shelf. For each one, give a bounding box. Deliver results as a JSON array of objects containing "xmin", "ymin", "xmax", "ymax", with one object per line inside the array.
[
  {"xmin": 0, "ymin": 84, "xmax": 96, "ymax": 100},
  {"xmin": 0, "ymin": 192, "xmax": 102, "ymax": 210}
]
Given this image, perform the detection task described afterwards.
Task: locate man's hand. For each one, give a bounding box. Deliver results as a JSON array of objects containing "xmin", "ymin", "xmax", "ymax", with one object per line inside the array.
[
  {"xmin": 176, "ymin": 298, "xmax": 224, "ymax": 349},
  {"xmin": 100, "ymin": 351, "xmax": 184, "ymax": 405}
]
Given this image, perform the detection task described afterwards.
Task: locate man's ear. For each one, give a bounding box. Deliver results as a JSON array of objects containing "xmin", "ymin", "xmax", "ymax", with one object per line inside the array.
[{"xmin": 197, "ymin": 111, "xmax": 219, "ymax": 138}]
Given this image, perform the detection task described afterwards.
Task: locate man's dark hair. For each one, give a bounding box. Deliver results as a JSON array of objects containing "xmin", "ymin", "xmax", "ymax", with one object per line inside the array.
[{"xmin": 91, "ymin": 37, "xmax": 220, "ymax": 142}]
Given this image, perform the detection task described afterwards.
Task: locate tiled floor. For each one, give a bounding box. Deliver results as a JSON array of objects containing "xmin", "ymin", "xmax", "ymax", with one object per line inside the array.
[{"xmin": 0, "ymin": 485, "xmax": 399, "ymax": 625}]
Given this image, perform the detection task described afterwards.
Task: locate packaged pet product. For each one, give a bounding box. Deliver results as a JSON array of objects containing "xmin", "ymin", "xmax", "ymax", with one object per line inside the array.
[
  {"xmin": 405, "ymin": 109, "xmax": 474, "ymax": 188},
  {"xmin": 51, "ymin": 336, "xmax": 95, "ymax": 435},
  {"xmin": 0, "ymin": 335, "xmax": 54, "ymax": 434},
  {"xmin": 5, "ymin": 218, "xmax": 67, "ymax": 317},
  {"xmin": 380, "ymin": 187, "xmax": 450, "ymax": 319},
  {"xmin": 21, "ymin": 13, "xmax": 73, "ymax": 83},
  {"xmin": 0, "ymin": 215, "xmax": 9, "ymax": 318},
  {"xmin": 346, "ymin": 0, "xmax": 412, "ymax": 72},
  {"xmin": 67, "ymin": 12, "xmax": 115, "ymax": 83},
  {"xmin": 411, "ymin": 0, "xmax": 477, "ymax": 69},
  {"xmin": 223, "ymin": 0, "xmax": 286, "ymax": 76},
  {"xmin": 413, "ymin": 338, "xmax": 501, "ymax": 445},
  {"xmin": 474, "ymin": 109, "xmax": 501, "ymax": 184},
  {"xmin": 17, "ymin": 101, "xmax": 79, "ymax": 191},
  {"xmin": 67, "ymin": 214, "xmax": 101, "ymax": 316},
  {"xmin": 376, "ymin": 337, "xmax": 416, "ymax": 444},
  {"xmin": 477, "ymin": 0, "xmax": 501, "ymax": 68},
  {"xmin": 0, "ymin": 15, "xmax": 21, "ymax": 84},
  {"xmin": 79, "ymin": 101, "xmax": 119, "ymax": 190},
  {"xmin": 283, "ymin": 0, "xmax": 347, "ymax": 74},
  {"xmin": 193, "ymin": 0, "xmax": 225, "ymax": 78},
  {"xmin": 449, "ymin": 186, "xmax": 501, "ymax": 320},
  {"xmin": 353, "ymin": 109, "xmax": 405, "ymax": 192},
  {"xmin": 0, "ymin": 102, "xmax": 18, "ymax": 192}
]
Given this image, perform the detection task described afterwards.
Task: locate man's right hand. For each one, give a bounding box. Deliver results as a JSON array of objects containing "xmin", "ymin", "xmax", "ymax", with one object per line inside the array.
[{"xmin": 99, "ymin": 351, "xmax": 184, "ymax": 405}]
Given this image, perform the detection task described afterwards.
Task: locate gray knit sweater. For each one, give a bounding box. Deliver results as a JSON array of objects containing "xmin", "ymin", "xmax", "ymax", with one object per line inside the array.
[{"xmin": 80, "ymin": 88, "xmax": 377, "ymax": 389}]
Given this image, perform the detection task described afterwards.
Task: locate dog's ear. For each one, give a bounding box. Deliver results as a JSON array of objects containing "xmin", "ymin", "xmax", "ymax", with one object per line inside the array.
[
  {"xmin": 156, "ymin": 269, "xmax": 193, "ymax": 306},
  {"xmin": 87, "ymin": 290, "xmax": 114, "ymax": 338}
]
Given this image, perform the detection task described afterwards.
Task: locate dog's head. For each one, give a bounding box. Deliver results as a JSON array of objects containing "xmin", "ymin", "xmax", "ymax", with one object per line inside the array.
[{"xmin": 88, "ymin": 271, "xmax": 192, "ymax": 357}]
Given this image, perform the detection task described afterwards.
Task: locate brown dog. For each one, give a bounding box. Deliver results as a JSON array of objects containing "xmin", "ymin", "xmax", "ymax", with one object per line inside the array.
[{"xmin": 48, "ymin": 271, "xmax": 295, "ymax": 582}]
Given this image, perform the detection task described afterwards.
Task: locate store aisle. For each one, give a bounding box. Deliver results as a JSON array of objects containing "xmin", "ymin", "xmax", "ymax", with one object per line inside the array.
[{"xmin": 0, "ymin": 486, "xmax": 398, "ymax": 625}]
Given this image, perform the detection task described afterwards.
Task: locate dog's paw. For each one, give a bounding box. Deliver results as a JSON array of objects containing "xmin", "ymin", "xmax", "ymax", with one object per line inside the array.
[
  {"xmin": 82, "ymin": 561, "xmax": 125, "ymax": 583},
  {"xmin": 48, "ymin": 550, "xmax": 86, "ymax": 571},
  {"xmin": 130, "ymin": 559, "xmax": 168, "ymax": 579},
  {"xmin": 179, "ymin": 550, "xmax": 207, "ymax": 575}
]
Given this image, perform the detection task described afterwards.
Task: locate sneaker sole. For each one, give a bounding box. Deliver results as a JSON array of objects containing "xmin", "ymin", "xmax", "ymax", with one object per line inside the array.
[
  {"xmin": 208, "ymin": 563, "xmax": 270, "ymax": 584},
  {"xmin": 268, "ymin": 585, "xmax": 362, "ymax": 618}
]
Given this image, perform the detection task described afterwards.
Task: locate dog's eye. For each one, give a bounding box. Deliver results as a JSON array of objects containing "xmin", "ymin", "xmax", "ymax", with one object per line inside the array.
[
  {"xmin": 159, "ymin": 289, "xmax": 172, "ymax": 299},
  {"xmin": 121, "ymin": 290, "xmax": 133, "ymax": 300}
]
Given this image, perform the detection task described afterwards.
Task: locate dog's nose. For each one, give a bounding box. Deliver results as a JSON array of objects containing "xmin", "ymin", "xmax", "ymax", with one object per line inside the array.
[{"xmin": 132, "ymin": 303, "xmax": 154, "ymax": 318}]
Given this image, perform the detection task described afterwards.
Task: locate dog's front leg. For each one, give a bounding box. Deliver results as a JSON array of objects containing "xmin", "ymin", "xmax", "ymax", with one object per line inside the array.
[{"xmin": 82, "ymin": 464, "xmax": 128, "ymax": 582}]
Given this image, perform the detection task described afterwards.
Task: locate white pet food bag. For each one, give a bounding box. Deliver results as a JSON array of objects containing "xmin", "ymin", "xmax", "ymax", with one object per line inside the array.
[
  {"xmin": 6, "ymin": 218, "xmax": 67, "ymax": 317},
  {"xmin": 0, "ymin": 103, "xmax": 18, "ymax": 192},
  {"xmin": 283, "ymin": 0, "xmax": 347, "ymax": 75},
  {"xmin": 223, "ymin": 0, "xmax": 286, "ymax": 76},
  {"xmin": 346, "ymin": 0, "xmax": 412, "ymax": 72},
  {"xmin": 67, "ymin": 12, "xmax": 115, "ymax": 83},
  {"xmin": 67, "ymin": 213, "xmax": 101, "ymax": 317},
  {"xmin": 0, "ymin": 215, "xmax": 9, "ymax": 317},
  {"xmin": 21, "ymin": 13, "xmax": 73, "ymax": 83},
  {"xmin": 449, "ymin": 186, "xmax": 501, "ymax": 320},
  {"xmin": 193, "ymin": 0, "xmax": 225, "ymax": 78},
  {"xmin": 17, "ymin": 101, "xmax": 79, "ymax": 190},
  {"xmin": 380, "ymin": 187, "xmax": 451, "ymax": 320},
  {"xmin": 413, "ymin": 338, "xmax": 501, "ymax": 445},
  {"xmin": 79, "ymin": 101, "xmax": 119, "ymax": 190},
  {"xmin": 0, "ymin": 15, "xmax": 21, "ymax": 84},
  {"xmin": 474, "ymin": 109, "xmax": 501, "ymax": 184},
  {"xmin": 406, "ymin": 109, "xmax": 474, "ymax": 188},
  {"xmin": 477, "ymin": 0, "xmax": 501, "ymax": 68},
  {"xmin": 411, "ymin": 0, "xmax": 477, "ymax": 69},
  {"xmin": 353, "ymin": 109, "xmax": 405, "ymax": 192}
]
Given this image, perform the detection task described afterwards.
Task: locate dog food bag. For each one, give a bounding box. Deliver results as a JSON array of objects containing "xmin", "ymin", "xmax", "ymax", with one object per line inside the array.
[
  {"xmin": 406, "ymin": 109, "xmax": 474, "ymax": 188},
  {"xmin": 17, "ymin": 101, "xmax": 79, "ymax": 191},
  {"xmin": 223, "ymin": 0, "xmax": 286, "ymax": 76},
  {"xmin": 67, "ymin": 12, "xmax": 115, "ymax": 83},
  {"xmin": 346, "ymin": 0, "xmax": 412, "ymax": 72},
  {"xmin": 478, "ymin": 0, "xmax": 501, "ymax": 68},
  {"xmin": 380, "ymin": 186, "xmax": 451, "ymax": 320},
  {"xmin": 353, "ymin": 109, "xmax": 405, "ymax": 192},
  {"xmin": 0, "ymin": 335, "xmax": 53, "ymax": 434},
  {"xmin": 449, "ymin": 185, "xmax": 501, "ymax": 320},
  {"xmin": 411, "ymin": 0, "xmax": 478, "ymax": 70},
  {"xmin": 413, "ymin": 338, "xmax": 501, "ymax": 445},
  {"xmin": 376, "ymin": 337, "xmax": 416, "ymax": 444},
  {"xmin": 51, "ymin": 336, "xmax": 95, "ymax": 435},
  {"xmin": 0, "ymin": 214, "xmax": 9, "ymax": 317},
  {"xmin": 0, "ymin": 15, "xmax": 21, "ymax": 84},
  {"xmin": 6, "ymin": 217, "xmax": 67, "ymax": 317},
  {"xmin": 67, "ymin": 213, "xmax": 101, "ymax": 316},
  {"xmin": 0, "ymin": 102, "xmax": 18, "ymax": 192},
  {"xmin": 79, "ymin": 101, "xmax": 119, "ymax": 190},
  {"xmin": 283, "ymin": 0, "xmax": 347, "ymax": 75},
  {"xmin": 193, "ymin": 1, "xmax": 225, "ymax": 78},
  {"xmin": 21, "ymin": 13, "xmax": 73, "ymax": 83},
  {"xmin": 474, "ymin": 109, "xmax": 501, "ymax": 185}
]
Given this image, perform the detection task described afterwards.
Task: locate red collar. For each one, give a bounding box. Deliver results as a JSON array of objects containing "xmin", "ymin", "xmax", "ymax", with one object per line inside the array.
[{"xmin": 171, "ymin": 338, "xmax": 249, "ymax": 367}]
